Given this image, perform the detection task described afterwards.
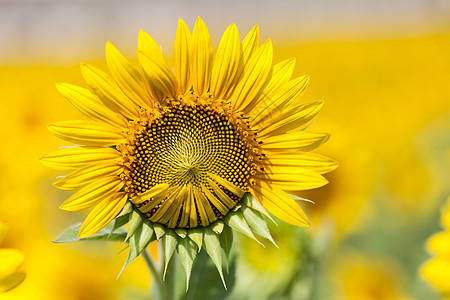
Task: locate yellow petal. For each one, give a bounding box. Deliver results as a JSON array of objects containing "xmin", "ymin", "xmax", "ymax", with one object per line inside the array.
[
  {"xmin": 54, "ymin": 163, "xmax": 123, "ymax": 191},
  {"xmin": 137, "ymin": 193, "xmax": 166, "ymax": 214},
  {"xmin": 252, "ymin": 76, "xmax": 309, "ymax": 127},
  {"xmin": 255, "ymin": 167, "xmax": 328, "ymax": 191},
  {"xmin": 190, "ymin": 17, "xmax": 213, "ymax": 96},
  {"xmin": 41, "ymin": 146, "xmax": 121, "ymax": 170},
  {"xmin": 131, "ymin": 183, "xmax": 171, "ymax": 205},
  {"xmin": 178, "ymin": 185, "xmax": 192, "ymax": 228},
  {"xmin": 266, "ymin": 152, "xmax": 339, "ymax": 174},
  {"xmin": 230, "ymin": 40, "xmax": 273, "ymax": 113},
  {"xmin": 80, "ymin": 63, "xmax": 140, "ymax": 119},
  {"xmin": 149, "ymin": 187, "xmax": 182, "ymax": 223},
  {"xmin": 259, "ymin": 101, "xmax": 323, "ymax": 137},
  {"xmin": 188, "ymin": 186, "xmax": 198, "ymax": 228},
  {"xmin": 105, "ymin": 41, "xmax": 152, "ymax": 108},
  {"xmin": 222, "ymin": 25, "xmax": 260, "ymax": 101},
  {"xmin": 0, "ymin": 272, "xmax": 26, "ymax": 293},
  {"xmin": 242, "ymin": 25, "xmax": 260, "ymax": 64},
  {"xmin": 206, "ymin": 178, "xmax": 236, "ymax": 209},
  {"xmin": 249, "ymin": 58, "xmax": 296, "ymax": 121},
  {"xmin": 137, "ymin": 50, "xmax": 179, "ymax": 101},
  {"xmin": 207, "ymin": 173, "xmax": 245, "ymax": 198},
  {"xmin": 210, "ymin": 23, "xmax": 242, "ymax": 100},
  {"xmin": 262, "ymin": 132, "xmax": 330, "ymax": 152},
  {"xmin": 60, "ymin": 177, "xmax": 124, "ymax": 211},
  {"xmin": 252, "ymin": 182, "xmax": 310, "ymax": 227},
  {"xmin": 192, "ymin": 187, "xmax": 211, "ymax": 226},
  {"xmin": 56, "ymin": 83, "xmax": 127, "ymax": 129},
  {"xmin": 137, "ymin": 29, "xmax": 165, "ymax": 65},
  {"xmin": 0, "ymin": 249, "xmax": 24, "ymax": 281},
  {"xmin": 173, "ymin": 18, "xmax": 192, "ymax": 94},
  {"xmin": 47, "ymin": 120, "xmax": 125, "ymax": 146},
  {"xmin": 78, "ymin": 193, "xmax": 128, "ymax": 238},
  {"xmin": 264, "ymin": 58, "xmax": 296, "ymax": 93},
  {"xmin": 201, "ymin": 183, "xmax": 230, "ymax": 215},
  {"xmin": 167, "ymin": 187, "xmax": 187, "ymax": 228}
]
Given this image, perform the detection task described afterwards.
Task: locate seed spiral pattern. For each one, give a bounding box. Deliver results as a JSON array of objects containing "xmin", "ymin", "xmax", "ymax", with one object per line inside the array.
[{"xmin": 123, "ymin": 100, "xmax": 258, "ymax": 227}]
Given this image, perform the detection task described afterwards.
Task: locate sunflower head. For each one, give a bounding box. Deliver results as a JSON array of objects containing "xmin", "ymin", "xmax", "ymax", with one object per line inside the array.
[{"xmin": 42, "ymin": 17, "xmax": 337, "ymax": 286}]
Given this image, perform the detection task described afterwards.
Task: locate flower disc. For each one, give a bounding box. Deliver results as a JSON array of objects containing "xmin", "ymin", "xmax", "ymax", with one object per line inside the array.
[{"xmin": 123, "ymin": 96, "xmax": 261, "ymax": 228}]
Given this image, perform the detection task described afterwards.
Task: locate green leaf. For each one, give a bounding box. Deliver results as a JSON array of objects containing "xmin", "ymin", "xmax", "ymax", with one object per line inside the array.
[
  {"xmin": 186, "ymin": 250, "xmax": 236, "ymax": 300},
  {"xmin": 203, "ymin": 227, "xmax": 226, "ymax": 289},
  {"xmin": 176, "ymin": 237, "xmax": 198, "ymax": 290},
  {"xmin": 211, "ymin": 220, "xmax": 224, "ymax": 234},
  {"xmin": 117, "ymin": 201, "xmax": 133, "ymax": 218},
  {"xmin": 111, "ymin": 214, "xmax": 130, "ymax": 233},
  {"xmin": 119, "ymin": 220, "xmax": 155, "ymax": 277},
  {"xmin": 242, "ymin": 192, "xmax": 276, "ymax": 224},
  {"xmin": 125, "ymin": 209, "xmax": 143, "ymax": 241},
  {"xmin": 175, "ymin": 228, "xmax": 187, "ymax": 239},
  {"xmin": 243, "ymin": 207, "xmax": 277, "ymax": 247},
  {"xmin": 218, "ymin": 225, "xmax": 233, "ymax": 272},
  {"xmin": 225, "ymin": 211, "xmax": 262, "ymax": 246},
  {"xmin": 153, "ymin": 223, "xmax": 166, "ymax": 240},
  {"xmin": 188, "ymin": 228, "xmax": 203, "ymax": 252},
  {"xmin": 162, "ymin": 229, "xmax": 178, "ymax": 280},
  {"xmin": 54, "ymin": 222, "xmax": 126, "ymax": 243},
  {"xmin": 139, "ymin": 220, "xmax": 155, "ymax": 252}
]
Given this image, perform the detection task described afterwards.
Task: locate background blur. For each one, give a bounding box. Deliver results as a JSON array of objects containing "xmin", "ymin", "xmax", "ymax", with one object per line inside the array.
[{"xmin": 0, "ymin": 0, "xmax": 449, "ymax": 299}]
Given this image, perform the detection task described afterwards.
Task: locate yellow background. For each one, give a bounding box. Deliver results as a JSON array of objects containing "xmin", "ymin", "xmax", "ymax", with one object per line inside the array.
[{"xmin": 0, "ymin": 1, "xmax": 449, "ymax": 299}]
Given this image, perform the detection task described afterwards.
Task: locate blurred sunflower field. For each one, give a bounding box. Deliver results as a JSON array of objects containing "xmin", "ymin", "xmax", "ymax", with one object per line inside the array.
[{"xmin": 0, "ymin": 1, "xmax": 449, "ymax": 299}]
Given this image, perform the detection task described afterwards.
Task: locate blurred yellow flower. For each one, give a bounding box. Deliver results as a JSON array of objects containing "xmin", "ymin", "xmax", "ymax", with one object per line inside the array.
[
  {"xmin": 332, "ymin": 255, "xmax": 411, "ymax": 300},
  {"xmin": 0, "ymin": 223, "xmax": 25, "ymax": 293},
  {"xmin": 422, "ymin": 196, "xmax": 450, "ymax": 298}
]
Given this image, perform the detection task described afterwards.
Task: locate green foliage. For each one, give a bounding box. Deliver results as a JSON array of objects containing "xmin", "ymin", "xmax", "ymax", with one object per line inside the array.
[
  {"xmin": 54, "ymin": 195, "xmax": 279, "ymax": 295},
  {"xmin": 54, "ymin": 221, "xmax": 127, "ymax": 243}
]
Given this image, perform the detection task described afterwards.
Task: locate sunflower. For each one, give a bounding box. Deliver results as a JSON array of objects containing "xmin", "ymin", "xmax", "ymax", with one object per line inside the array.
[{"xmin": 42, "ymin": 17, "xmax": 336, "ymax": 282}]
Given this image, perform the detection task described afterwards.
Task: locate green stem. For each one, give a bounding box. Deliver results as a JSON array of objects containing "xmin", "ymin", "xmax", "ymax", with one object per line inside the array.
[{"xmin": 142, "ymin": 249, "xmax": 170, "ymax": 300}]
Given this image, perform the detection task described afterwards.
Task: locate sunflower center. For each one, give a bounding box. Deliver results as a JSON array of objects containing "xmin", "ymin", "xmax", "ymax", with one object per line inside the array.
[
  {"xmin": 130, "ymin": 104, "xmax": 249, "ymax": 192},
  {"xmin": 122, "ymin": 99, "xmax": 260, "ymax": 228}
]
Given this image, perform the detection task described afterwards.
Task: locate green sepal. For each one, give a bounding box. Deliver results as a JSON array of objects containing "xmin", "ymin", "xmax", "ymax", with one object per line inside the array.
[
  {"xmin": 188, "ymin": 228, "xmax": 203, "ymax": 252},
  {"xmin": 119, "ymin": 219, "xmax": 155, "ymax": 277},
  {"xmin": 154, "ymin": 223, "xmax": 166, "ymax": 240},
  {"xmin": 243, "ymin": 207, "xmax": 278, "ymax": 247},
  {"xmin": 203, "ymin": 227, "xmax": 226, "ymax": 289},
  {"xmin": 211, "ymin": 220, "xmax": 224, "ymax": 234},
  {"xmin": 117, "ymin": 201, "xmax": 133, "ymax": 218},
  {"xmin": 176, "ymin": 237, "xmax": 198, "ymax": 290},
  {"xmin": 175, "ymin": 228, "xmax": 187, "ymax": 239},
  {"xmin": 232, "ymin": 203, "xmax": 242, "ymax": 212},
  {"xmin": 54, "ymin": 221, "xmax": 126, "ymax": 243},
  {"xmin": 225, "ymin": 211, "xmax": 262, "ymax": 246},
  {"xmin": 162, "ymin": 229, "xmax": 178, "ymax": 279},
  {"xmin": 242, "ymin": 192, "xmax": 276, "ymax": 224},
  {"xmin": 218, "ymin": 224, "xmax": 233, "ymax": 272},
  {"xmin": 125, "ymin": 209, "xmax": 143, "ymax": 241},
  {"xmin": 111, "ymin": 214, "xmax": 130, "ymax": 233}
]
